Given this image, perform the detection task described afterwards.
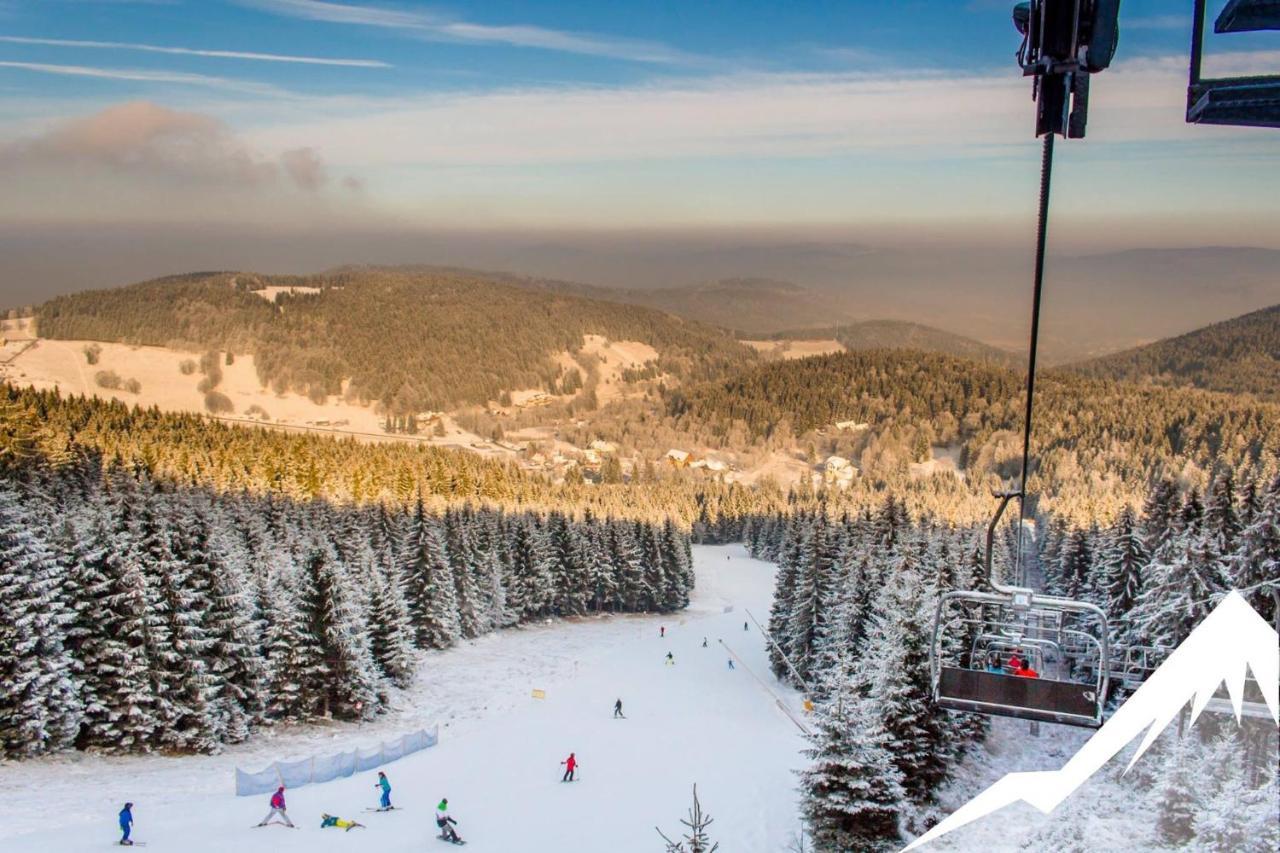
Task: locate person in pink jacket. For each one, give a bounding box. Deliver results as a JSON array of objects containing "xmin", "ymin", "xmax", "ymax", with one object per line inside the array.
[{"xmin": 257, "ymin": 786, "xmax": 295, "ymax": 828}]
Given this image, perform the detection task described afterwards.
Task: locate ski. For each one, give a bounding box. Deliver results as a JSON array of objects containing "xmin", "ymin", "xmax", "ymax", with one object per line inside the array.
[{"xmin": 364, "ymin": 807, "xmax": 398, "ymax": 812}]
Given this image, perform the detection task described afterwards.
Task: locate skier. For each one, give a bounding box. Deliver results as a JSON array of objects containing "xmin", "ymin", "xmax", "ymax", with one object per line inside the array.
[
  {"xmin": 727, "ymin": 658, "xmax": 734, "ymax": 670},
  {"xmin": 561, "ymin": 752, "xmax": 578, "ymax": 782},
  {"xmin": 1014, "ymin": 659, "xmax": 1040, "ymax": 679},
  {"xmin": 743, "ymin": 621, "xmax": 748, "ymax": 631},
  {"xmin": 436, "ymin": 798, "xmax": 464, "ymax": 844},
  {"xmin": 374, "ymin": 771, "xmax": 392, "ymax": 810},
  {"xmin": 665, "ymin": 652, "xmax": 674, "ymax": 666},
  {"xmin": 613, "ymin": 698, "xmax": 624, "ymax": 718},
  {"xmin": 257, "ymin": 785, "xmax": 295, "ymax": 828},
  {"xmin": 1007, "ymin": 652, "xmax": 1022, "ymax": 672},
  {"xmin": 660, "ymin": 626, "xmax": 665, "ymax": 638},
  {"xmin": 986, "ymin": 652, "xmax": 1004, "ymax": 674},
  {"xmin": 118, "ymin": 802, "xmax": 134, "ymax": 847},
  {"xmin": 320, "ymin": 813, "xmax": 365, "ymax": 831},
  {"xmin": 702, "ymin": 637, "xmax": 708, "ymax": 648}
]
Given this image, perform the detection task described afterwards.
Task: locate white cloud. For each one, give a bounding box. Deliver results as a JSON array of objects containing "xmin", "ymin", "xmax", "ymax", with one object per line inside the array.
[
  {"xmin": 0, "ymin": 35, "xmax": 390, "ymax": 67},
  {"xmin": 238, "ymin": 0, "xmax": 700, "ymax": 65},
  {"xmin": 244, "ymin": 52, "xmax": 1280, "ymax": 170},
  {"xmin": 0, "ymin": 60, "xmax": 287, "ymax": 95}
]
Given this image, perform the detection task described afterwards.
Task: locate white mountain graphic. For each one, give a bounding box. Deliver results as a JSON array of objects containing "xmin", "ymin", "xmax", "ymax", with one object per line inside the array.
[{"xmin": 903, "ymin": 591, "xmax": 1280, "ymax": 851}]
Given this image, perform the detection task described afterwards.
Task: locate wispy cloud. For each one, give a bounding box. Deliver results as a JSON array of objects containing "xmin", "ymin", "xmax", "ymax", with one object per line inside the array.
[
  {"xmin": 238, "ymin": 0, "xmax": 699, "ymax": 65},
  {"xmin": 0, "ymin": 60, "xmax": 287, "ymax": 95},
  {"xmin": 0, "ymin": 35, "xmax": 390, "ymax": 67}
]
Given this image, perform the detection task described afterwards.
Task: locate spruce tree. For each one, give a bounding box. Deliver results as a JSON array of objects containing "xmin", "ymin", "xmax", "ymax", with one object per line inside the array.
[
  {"xmin": 0, "ymin": 481, "xmax": 80, "ymax": 757},
  {"xmin": 799, "ymin": 667, "xmax": 905, "ymax": 852}
]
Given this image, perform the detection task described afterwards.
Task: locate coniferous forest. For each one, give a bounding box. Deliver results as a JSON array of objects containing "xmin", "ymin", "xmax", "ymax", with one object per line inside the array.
[{"xmin": 0, "ymin": 447, "xmax": 693, "ymax": 759}]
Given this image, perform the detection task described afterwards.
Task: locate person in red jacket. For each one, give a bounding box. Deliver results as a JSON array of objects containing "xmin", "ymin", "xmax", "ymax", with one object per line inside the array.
[
  {"xmin": 257, "ymin": 786, "xmax": 295, "ymax": 828},
  {"xmin": 561, "ymin": 752, "xmax": 578, "ymax": 782},
  {"xmin": 1007, "ymin": 653, "xmax": 1022, "ymax": 673},
  {"xmin": 1014, "ymin": 659, "xmax": 1040, "ymax": 679}
]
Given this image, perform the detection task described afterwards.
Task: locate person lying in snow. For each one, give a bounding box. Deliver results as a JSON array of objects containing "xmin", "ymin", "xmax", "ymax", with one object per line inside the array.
[{"xmin": 320, "ymin": 813, "xmax": 365, "ymax": 831}]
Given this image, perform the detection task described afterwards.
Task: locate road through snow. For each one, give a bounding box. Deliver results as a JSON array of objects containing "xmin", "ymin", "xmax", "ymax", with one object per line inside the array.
[{"xmin": 0, "ymin": 545, "xmax": 808, "ymax": 852}]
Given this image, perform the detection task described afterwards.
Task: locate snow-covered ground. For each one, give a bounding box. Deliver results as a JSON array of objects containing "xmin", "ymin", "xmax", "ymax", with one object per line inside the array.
[{"xmin": 0, "ymin": 545, "xmax": 810, "ymax": 852}]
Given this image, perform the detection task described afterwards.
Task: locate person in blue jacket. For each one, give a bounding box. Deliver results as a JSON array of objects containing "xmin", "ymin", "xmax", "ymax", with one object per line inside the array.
[
  {"xmin": 118, "ymin": 802, "xmax": 134, "ymax": 846},
  {"xmin": 375, "ymin": 771, "xmax": 392, "ymax": 809}
]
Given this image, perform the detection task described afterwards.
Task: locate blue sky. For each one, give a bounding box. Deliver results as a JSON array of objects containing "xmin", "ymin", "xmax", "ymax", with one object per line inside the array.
[{"xmin": 0, "ymin": 0, "xmax": 1276, "ymax": 246}]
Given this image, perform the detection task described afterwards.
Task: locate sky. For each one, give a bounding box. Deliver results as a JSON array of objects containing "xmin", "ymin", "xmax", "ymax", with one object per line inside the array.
[{"xmin": 0, "ymin": 0, "xmax": 1277, "ymax": 303}]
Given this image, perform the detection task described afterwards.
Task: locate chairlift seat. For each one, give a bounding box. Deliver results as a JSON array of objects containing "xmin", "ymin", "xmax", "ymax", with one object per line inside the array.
[{"xmin": 938, "ymin": 666, "xmax": 1101, "ymax": 727}]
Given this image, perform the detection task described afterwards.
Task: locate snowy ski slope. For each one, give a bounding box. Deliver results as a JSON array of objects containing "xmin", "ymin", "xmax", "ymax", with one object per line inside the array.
[{"xmin": 0, "ymin": 545, "xmax": 809, "ymax": 852}]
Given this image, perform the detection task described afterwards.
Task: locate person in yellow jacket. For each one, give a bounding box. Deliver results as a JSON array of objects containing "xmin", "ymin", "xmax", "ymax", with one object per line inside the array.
[{"xmin": 320, "ymin": 813, "xmax": 365, "ymax": 831}]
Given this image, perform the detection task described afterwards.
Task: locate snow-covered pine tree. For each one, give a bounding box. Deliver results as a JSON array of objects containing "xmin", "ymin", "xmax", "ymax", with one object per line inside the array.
[
  {"xmin": 1204, "ymin": 470, "xmax": 1241, "ymax": 555},
  {"xmin": 76, "ymin": 489, "xmax": 158, "ymax": 751},
  {"xmin": 785, "ymin": 518, "xmax": 831, "ymax": 685},
  {"xmin": 263, "ymin": 565, "xmax": 321, "ymax": 722},
  {"xmin": 1128, "ymin": 525, "xmax": 1226, "ymax": 649},
  {"xmin": 367, "ymin": 548, "xmax": 418, "ymax": 689},
  {"xmin": 856, "ymin": 565, "xmax": 949, "ymax": 805},
  {"xmin": 406, "ymin": 515, "xmax": 461, "ymax": 649},
  {"xmin": 767, "ymin": 514, "xmax": 805, "ymax": 680},
  {"xmin": 446, "ymin": 509, "xmax": 484, "ymax": 639},
  {"xmin": 799, "ymin": 659, "xmax": 905, "ymax": 852},
  {"xmin": 1230, "ymin": 472, "xmax": 1279, "ymax": 625},
  {"xmin": 0, "ymin": 480, "xmax": 80, "ymax": 757},
  {"xmin": 297, "ymin": 540, "xmax": 382, "ymax": 719},
  {"xmin": 608, "ymin": 518, "xmax": 644, "ymax": 611},
  {"xmin": 1098, "ymin": 505, "xmax": 1146, "ymax": 633},
  {"xmin": 156, "ymin": 493, "xmax": 220, "ymax": 752},
  {"xmin": 1192, "ymin": 731, "xmax": 1280, "ymax": 853},
  {"xmin": 1153, "ymin": 731, "xmax": 1199, "ymax": 846},
  {"xmin": 202, "ymin": 509, "xmax": 266, "ymax": 743}
]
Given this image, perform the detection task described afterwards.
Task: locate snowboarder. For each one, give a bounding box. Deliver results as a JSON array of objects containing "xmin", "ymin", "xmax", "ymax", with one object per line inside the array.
[
  {"xmin": 727, "ymin": 658, "xmax": 735, "ymax": 670},
  {"xmin": 320, "ymin": 814, "xmax": 365, "ymax": 832},
  {"xmin": 613, "ymin": 698, "xmax": 624, "ymax": 718},
  {"xmin": 436, "ymin": 798, "xmax": 464, "ymax": 844},
  {"xmin": 660, "ymin": 626, "xmax": 665, "ymax": 638},
  {"xmin": 561, "ymin": 752, "xmax": 578, "ymax": 782},
  {"xmin": 665, "ymin": 652, "xmax": 674, "ymax": 666},
  {"xmin": 118, "ymin": 802, "xmax": 134, "ymax": 846},
  {"xmin": 374, "ymin": 771, "xmax": 392, "ymax": 810},
  {"xmin": 257, "ymin": 786, "xmax": 295, "ymax": 828}
]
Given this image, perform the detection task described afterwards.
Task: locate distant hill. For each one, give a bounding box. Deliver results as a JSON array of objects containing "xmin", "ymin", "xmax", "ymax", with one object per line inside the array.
[
  {"xmin": 35, "ymin": 267, "xmax": 752, "ymax": 411},
  {"xmin": 771, "ymin": 321, "xmax": 1020, "ymax": 367},
  {"xmin": 1070, "ymin": 304, "xmax": 1280, "ymax": 400},
  {"xmin": 612, "ymin": 277, "xmax": 854, "ymax": 335}
]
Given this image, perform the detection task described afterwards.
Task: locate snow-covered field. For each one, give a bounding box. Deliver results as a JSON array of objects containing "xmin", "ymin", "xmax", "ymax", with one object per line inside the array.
[{"xmin": 0, "ymin": 545, "xmax": 809, "ymax": 852}]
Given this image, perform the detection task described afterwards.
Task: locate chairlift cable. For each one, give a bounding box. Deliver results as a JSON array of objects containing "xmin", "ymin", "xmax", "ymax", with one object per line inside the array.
[{"xmin": 1014, "ymin": 132, "xmax": 1056, "ymax": 587}]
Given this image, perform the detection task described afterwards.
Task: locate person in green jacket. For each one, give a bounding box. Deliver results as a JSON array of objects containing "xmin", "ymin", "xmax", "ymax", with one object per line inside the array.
[{"xmin": 436, "ymin": 798, "xmax": 463, "ymax": 843}]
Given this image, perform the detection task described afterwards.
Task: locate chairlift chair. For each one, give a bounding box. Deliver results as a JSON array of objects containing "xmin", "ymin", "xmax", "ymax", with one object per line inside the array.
[{"xmin": 929, "ymin": 492, "xmax": 1111, "ymax": 728}]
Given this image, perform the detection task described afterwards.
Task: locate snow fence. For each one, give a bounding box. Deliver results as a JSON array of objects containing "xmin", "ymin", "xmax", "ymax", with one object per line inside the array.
[{"xmin": 234, "ymin": 726, "xmax": 439, "ymax": 796}]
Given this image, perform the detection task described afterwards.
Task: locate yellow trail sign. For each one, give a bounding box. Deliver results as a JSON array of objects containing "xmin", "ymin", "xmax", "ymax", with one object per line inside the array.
[{"xmin": 531, "ymin": 689, "xmax": 546, "ymax": 700}]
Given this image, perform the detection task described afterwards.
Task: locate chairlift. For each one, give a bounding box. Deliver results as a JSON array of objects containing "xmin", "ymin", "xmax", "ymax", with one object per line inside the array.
[{"xmin": 929, "ymin": 492, "xmax": 1111, "ymax": 728}]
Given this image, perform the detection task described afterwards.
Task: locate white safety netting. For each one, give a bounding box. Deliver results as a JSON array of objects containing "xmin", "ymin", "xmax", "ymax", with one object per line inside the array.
[{"xmin": 235, "ymin": 726, "xmax": 439, "ymax": 796}]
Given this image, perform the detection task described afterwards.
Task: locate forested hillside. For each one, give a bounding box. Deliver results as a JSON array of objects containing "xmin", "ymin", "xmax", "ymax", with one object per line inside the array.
[
  {"xmin": 666, "ymin": 349, "xmax": 1280, "ymax": 521},
  {"xmin": 1071, "ymin": 304, "xmax": 1280, "ymax": 400},
  {"xmin": 774, "ymin": 320, "xmax": 1019, "ymax": 366},
  {"xmin": 34, "ymin": 268, "xmax": 752, "ymax": 411}
]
